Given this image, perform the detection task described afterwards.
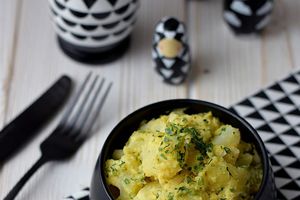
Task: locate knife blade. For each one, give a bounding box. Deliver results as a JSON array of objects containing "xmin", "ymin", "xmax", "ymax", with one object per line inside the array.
[{"xmin": 0, "ymin": 75, "xmax": 72, "ymax": 163}]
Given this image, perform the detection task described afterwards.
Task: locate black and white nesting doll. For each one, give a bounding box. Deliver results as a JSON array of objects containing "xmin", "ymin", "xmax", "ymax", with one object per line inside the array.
[
  {"xmin": 223, "ymin": 0, "xmax": 274, "ymax": 34},
  {"xmin": 152, "ymin": 17, "xmax": 190, "ymax": 85},
  {"xmin": 48, "ymin": 0, "xmax": 139, "ymax": 64}
]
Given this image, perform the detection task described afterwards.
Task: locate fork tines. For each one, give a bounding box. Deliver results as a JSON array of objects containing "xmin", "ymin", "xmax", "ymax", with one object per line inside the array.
[
  {"xmin": 3, "ymin": 73, "xmax": 112, "ymax": 200},
  {"xmin": 59, "ymin": 73, "xmax": 112, "ymax": 141}
]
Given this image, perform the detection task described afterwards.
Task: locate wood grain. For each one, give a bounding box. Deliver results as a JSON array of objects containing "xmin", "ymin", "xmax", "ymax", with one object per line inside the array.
[
  {"xmin": 188, "ymin": 0, "xmax": 262, "ymax": 107},
  {"xmin": 0, "ymin": 0, "xmax": 20, "ymax": 128},
  {"xmin": 0, "ymin": 0, "xmax": 299, "ymax": 199},
  {"xmin": 279, "ymin": 0, "xmax": 300, "ymax": 69},
  {"xmin": 0, "ymin": 0, "xmax": 186, "ymax": 199},
  {"xmin": 260, "ymin": 0, "xmax": 294, "ymax": 85},
  {"xmin": 187, "ymin": 0, "xmax": 297, "ymax": 107}
]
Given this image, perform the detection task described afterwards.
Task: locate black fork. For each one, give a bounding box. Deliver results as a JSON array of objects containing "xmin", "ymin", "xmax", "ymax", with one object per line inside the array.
[{"xmin": 4, "ymin": 73, "xmax": 112, "ymax": 200}]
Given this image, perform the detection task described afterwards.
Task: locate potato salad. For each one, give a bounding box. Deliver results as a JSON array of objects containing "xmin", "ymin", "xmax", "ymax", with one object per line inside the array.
[{"xmin": 105, "ymin": 110, "xmax": 263, "ymax": 200}]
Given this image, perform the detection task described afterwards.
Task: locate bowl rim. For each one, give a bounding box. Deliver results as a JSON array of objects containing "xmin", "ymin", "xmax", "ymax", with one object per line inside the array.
[{"xmin": 99, "ymin": 99, "xmax": 270, "ymax": 199}]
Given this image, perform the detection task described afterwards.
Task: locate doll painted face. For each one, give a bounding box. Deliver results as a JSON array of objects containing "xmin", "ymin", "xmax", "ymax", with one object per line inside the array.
[
  {"xmin": 157, "ymin": 38, "xmax": 183, "ymax": 59},
  {"xmin": 152, "ymin": 17, "xmax": 190, "ymax": 85}
]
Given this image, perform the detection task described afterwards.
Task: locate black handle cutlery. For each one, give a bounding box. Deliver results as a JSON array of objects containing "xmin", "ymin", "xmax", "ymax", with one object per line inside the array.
[
  {"xmin": 3, "ymin": 73, "xmax": 112, "ymax": 200},
  {"xmin": 0, "ymin": 75, "xmax": 72, "ymax": 163}
]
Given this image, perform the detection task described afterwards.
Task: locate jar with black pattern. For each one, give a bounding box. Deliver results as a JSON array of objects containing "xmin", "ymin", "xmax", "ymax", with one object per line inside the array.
[
  {"xmin": 223, "ymin": 0, "xmax": 274, "ymax": 35},
  {"xmin": 48, "ymin": 0, "xmax": 139, "ymax": 64}
]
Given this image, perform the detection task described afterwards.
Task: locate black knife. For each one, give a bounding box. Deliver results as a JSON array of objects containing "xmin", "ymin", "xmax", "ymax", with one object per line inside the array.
[{"xmin": 0, "ymin": 75, "xmax": 72, "ymax": 163}]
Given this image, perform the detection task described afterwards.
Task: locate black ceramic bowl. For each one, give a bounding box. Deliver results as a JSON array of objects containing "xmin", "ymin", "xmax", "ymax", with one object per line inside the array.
[{"xmin": 90, "ymin": 99, "xmax": 277, "ymax": 200}]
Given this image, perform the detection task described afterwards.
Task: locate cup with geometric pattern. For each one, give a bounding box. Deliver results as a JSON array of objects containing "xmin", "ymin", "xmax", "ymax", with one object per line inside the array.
[
  {"xmin": 48, "ymin": 0, "xmax": 139, "ymax": 64},
  {"xmin": 223, "ymin": 0, "xmax": 274, "ymax": 34}
]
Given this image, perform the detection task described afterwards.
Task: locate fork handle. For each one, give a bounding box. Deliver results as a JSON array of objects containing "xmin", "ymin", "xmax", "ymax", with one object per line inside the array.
[{"xmin": 4, "ymin": 156, "xmax": 48, "ymax": 200}]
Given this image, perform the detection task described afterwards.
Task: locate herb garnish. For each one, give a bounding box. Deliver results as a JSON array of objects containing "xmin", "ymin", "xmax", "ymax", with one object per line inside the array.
[{"xmin": 224, "ymin": 147, "xmax": 231, "ymax": 154}]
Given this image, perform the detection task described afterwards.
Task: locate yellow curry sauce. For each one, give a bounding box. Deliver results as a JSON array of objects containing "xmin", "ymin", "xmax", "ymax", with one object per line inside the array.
[{"xmin": 105, "ymin": 110, "xmax": 263, "ymax": 200}]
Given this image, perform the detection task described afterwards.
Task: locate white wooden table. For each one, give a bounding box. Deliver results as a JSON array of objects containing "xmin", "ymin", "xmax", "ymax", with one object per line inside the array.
[{"xmin": 0, "ymin": 0, "xmax": 299, "ymax": 199}]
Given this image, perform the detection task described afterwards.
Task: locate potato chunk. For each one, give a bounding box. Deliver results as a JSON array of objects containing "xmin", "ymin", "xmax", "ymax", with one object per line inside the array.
[{"xmin": 212, "ymin": 125, "xmax": 241, "ymax": 147}]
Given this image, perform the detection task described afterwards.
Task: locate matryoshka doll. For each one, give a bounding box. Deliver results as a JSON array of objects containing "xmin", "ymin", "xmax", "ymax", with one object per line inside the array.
[
  {"xmin": 223, "ymin": 0, "xmax": 274, "ymax": 34},
  {"xmin": 152, "ymin": 17, "xmax": 191, "ymax": 85}
]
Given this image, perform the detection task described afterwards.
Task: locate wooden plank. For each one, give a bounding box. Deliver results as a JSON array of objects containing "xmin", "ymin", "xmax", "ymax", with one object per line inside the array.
[
  {"xmin": 187, "ymin": 0, "xmax": 262, "ymax": 107},
  {"xmin": 188, "ymin": 0, "xmax": 294, "ymax": 107},
  {"xmin": 280, "ymin": 0, "xmax": 300, "ymax": 69},
  {"xmin": 117, "ymin": 0, "xmax": 188, "ymax": 117},
  {"xmin": 2, "ymin": 0, "xmax": 297, "ymax": 199},
  {"xmin": 0, "ymin": 0, "xmax": 20, "ymax": 128},
  {"xmin": 260, "ymin": 0, "xmax": 294, "ymax": 85},
  {"xmin": 0, "ymin": 0, "xmax": 187, "ymax": 199}
]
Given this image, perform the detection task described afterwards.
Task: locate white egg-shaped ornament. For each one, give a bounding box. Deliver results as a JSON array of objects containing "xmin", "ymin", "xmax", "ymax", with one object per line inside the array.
[
  {"xmin": 49, "ymin": 0, "xmax": 139, "ymax": 64},
  {"xmin": 224, "ymin": 0, "xmax": 274, "ymax": 34},
  {"xmin": 152, "ymin": 17, "xmax": 191, "ymax": 85}
]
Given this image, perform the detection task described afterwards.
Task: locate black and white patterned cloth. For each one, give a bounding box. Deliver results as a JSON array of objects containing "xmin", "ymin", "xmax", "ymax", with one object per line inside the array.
[
  {"xmin": 230, "ymin": 71, "xmax": 300, "ymax": 200},
  {"xmin": 67, "ymin": 71, "xmax": 300, "ymax": 200}
]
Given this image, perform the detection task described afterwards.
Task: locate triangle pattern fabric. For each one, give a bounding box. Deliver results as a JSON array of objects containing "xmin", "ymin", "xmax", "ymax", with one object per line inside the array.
[
  {"xmin": 276, "ymin": 177, "xmax": 292, "ymax": 188},
  {"xmin": 280, "ymin": 189, "xmax": 300, "ymax": 200},
  {"xmin": 290, "ymin": 92, "xmax": 300, "ymax": 107},
  {"xmin": 68, "ymin": 71, "xmax": 300, "ymax": 199},
  {"xmin": 284, "ymin": 114, "xmax": 300, "ymax": 126},
  {"xmin": 280, "ymin": 81, "xmax": 299, "ymax": 94},
  {"xmin": 277, "ymin": 96, "xmax": 294, "ymax": 105},
  {"xmin": 269, "ymin": 122, "xmax": 291, "ymax": 135},
  {"xmin": 258, "ymin": 130, "xmax": 276, "ymax": 141},
  {"xmin": 270, "ymin": 83, "xmax": 285, "ymax": 92},
  {"xmin": 290, "ymin": 146, "xmax": 300, "ymax": 159},
  {"xmin": 283, "ymin": 75, "xmax": 299, "ymax": 84},
  {"xmin": 294, "ymin": 126, "xmax": 300, "ymax": 136},
  {"xmin": 274, "ymin": 102, "xmax": 295, "ymax": 114},
  {"xmin": 257, "ymin": 123, "xmax": 274, "ymax": 132},
  {"xmin": 279, "ymin": 134, "xmax": 300, "ymax": 146},
  {"xmin": 230, "ymin": 71, "xmax": 300, "ymax": 200},
  {"xmin": 274, "ymin": 155, "xmax": 297, "ymax": 167},
  {"xmin": 259, "ymin": 109, "xmax": 280, "ymax": 122},
  {"xmin": 262, "ymin": 104, "xmax": 280, "ymax": 113},
  {"xmin": 255, "ymin": 90, "xmax": 270, "ymax": 99},
  {"xmin": 232, "ymin": 105, "xmax": 255, "ymax": 116},
  {"xmin": 249, "ymin": 96, "xmax": 270, "ymax": 109},
  {"xmin": 292, "ymin": 89, "xmax": 300, "ymax": 96},
  {"xmin": 266, "ymin": 136, "xmax": 285, "ymax": 145},
  {"xmin": 275, "ymin": 168, "xmax": 291, "ymax": 178},
  {"xmin": 282, "ymin": 128, "xmax": 299, "ymax": 137},
  {"xmin": 246, "ymin": 111, "xmax": 264, "ymax": 120},
  {"xmin": 293, "ymin": 73, "xmax": 300, "ymax": 84},
  {"xmin": 293, "ymin": 141, "xmax": 300, "ymax": 148},
  {"xmin": 265, "ymin": 88, "xmax": 286, "ymax": 101}
]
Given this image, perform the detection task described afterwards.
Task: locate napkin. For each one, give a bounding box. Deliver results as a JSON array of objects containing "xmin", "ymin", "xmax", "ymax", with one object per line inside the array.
[{"xmin": 67, "ymin": 71, "xmax": 300, "ymax": 200}]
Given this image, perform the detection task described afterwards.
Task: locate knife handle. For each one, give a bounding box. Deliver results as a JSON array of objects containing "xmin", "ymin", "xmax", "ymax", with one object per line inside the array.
[{"xmin": 0, "ymin": 76, "xmax": 72, "ymax": 163}]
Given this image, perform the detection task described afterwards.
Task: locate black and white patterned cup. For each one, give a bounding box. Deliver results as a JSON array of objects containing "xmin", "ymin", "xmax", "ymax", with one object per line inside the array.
[
  {"xmin": 49, "ymin": 0, "xmax": 139, "ymax": 64},
  {"xmin": 223, "ymin": 0, "xmax": 274, "ymax": 34}
]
